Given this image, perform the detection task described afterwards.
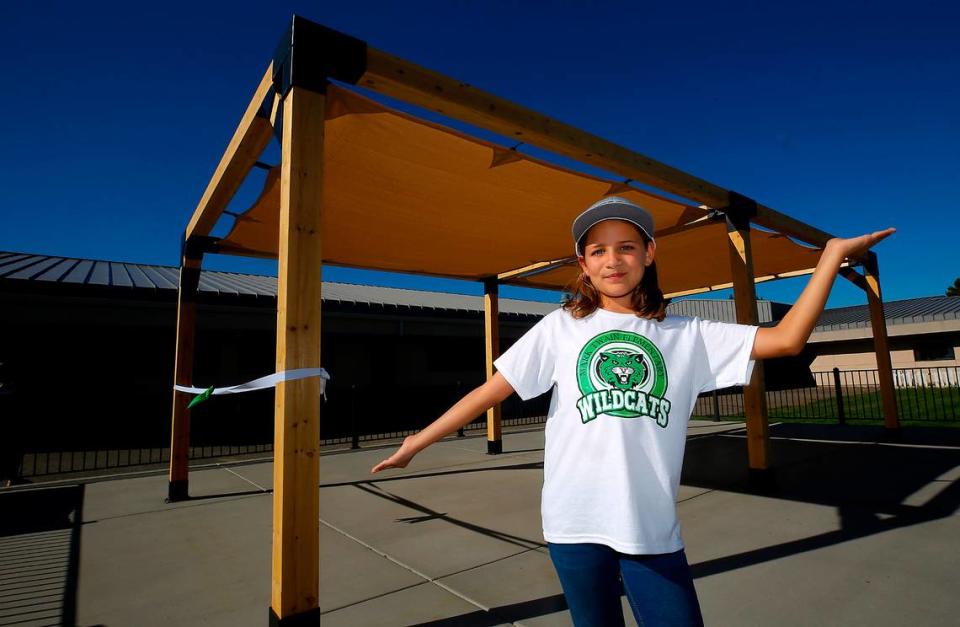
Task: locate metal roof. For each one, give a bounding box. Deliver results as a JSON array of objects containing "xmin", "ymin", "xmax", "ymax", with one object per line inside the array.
[
  {"xmin": 0, "ymin": 252, "xmax": 555, "ymax": 317},
  {"xmin": 0, "ymin": 251, "xmax": 765, "ymax": 321},
  {"xmin": 4, "ymin": 251, "xmax": 956, "ymax": 329},
  {"xmin": 664, "ymin": 299, "xmax": 781, "ymax": 324},
  {"xmin": 811, "ymin": 295, "xmax": 960, "ymax": 331}
]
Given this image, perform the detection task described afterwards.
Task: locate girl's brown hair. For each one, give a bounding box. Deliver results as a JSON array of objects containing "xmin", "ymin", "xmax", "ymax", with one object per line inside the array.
[{"xmin": 561, "ymin": 229, "xmax": 669, "ymax": 321}]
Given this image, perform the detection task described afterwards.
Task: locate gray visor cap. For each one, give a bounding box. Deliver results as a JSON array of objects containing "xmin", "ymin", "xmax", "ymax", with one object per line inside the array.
[{"xmin": 572, "ymin": 196, "xmax": 656, "ymax": 256}]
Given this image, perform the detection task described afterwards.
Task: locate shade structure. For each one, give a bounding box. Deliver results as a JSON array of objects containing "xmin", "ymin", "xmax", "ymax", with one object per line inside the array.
[
  {"xmin": 173, "ymin": 17, "xmax": 900, "ymax": 625},
  {"xmin": 220, "ymin": 84, "xmax": 826, "ymax": 295}
]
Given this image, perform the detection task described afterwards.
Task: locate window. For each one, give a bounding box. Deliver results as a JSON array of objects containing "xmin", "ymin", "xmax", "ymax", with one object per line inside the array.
[{"xmin": 913, "ymin": 341, "xmax": 955, "ymax": 362}]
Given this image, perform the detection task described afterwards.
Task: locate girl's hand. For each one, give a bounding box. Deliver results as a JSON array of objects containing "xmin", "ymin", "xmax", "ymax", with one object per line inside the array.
[
  {"xmin": 823, "ymin": 227, "xmax": 896, "ymax": 261},
  {"xmin": 370, "ymin": 435, "xmax": 420, "ymax": 473}
]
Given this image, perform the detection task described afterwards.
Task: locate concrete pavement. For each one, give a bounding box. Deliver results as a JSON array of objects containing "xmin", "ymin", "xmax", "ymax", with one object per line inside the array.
[{"xmin": 2, "ymin": 421, "xmax": 958, "ymax": 626}]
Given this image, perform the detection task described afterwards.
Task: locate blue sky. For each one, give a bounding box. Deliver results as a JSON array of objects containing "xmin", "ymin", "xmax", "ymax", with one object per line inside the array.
[{"xmin": 1, "ymin": 1, "xmax": 957, "ymax": 308}]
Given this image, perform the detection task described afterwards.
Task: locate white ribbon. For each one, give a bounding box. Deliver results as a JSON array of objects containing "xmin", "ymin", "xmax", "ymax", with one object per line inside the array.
[{"xmin": 175, "ymin": 368, "xmax": 331, "ymax": 400}]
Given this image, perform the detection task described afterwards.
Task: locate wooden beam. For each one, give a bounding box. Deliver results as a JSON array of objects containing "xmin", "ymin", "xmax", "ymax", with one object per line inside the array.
[
  {"xmin": 497, "ymin": 257, "xmax": 575, "ymax": 281},
  {"xmin": 754, "ymin": 204, "xmax": 836, "ymax": 250},
  {"xmin": 484, "ymin": 278, "xmax": 503, "ymax": 454},
  {"xmin": 663, "ymin": 261, "xmax": 854, "ymax": 299},
  {"xmin": 359, "ymin": 48, "xmax": 835, "ymax": 248},
  {"xmin": 167, "ymin": 254, "xmax": 201, "ymax": 502},
  {"xmin": 776, "ymin": 262, "xmax": 852, "ymax": 279},
  {"xmin": 863, "ymin": 254, "xmax": 899, "ymax": 429},
  {"xmin": 270, "ymin": 85, "xmax": 325, "ymax": 624},
  {"xmin": 663, "ymin": 274, "xmax": 781, "ymax": 299},
  {"xmin": 726, "ymin": 217, "xmax": 771, "ymax": 474},
  {"xmin": 185, "ymin": 63, "xmax": 276, "ymax": 241},
  {"xmin": 838, "ymin": 266, "xmax": 869, "ymax": 292},
  {"xmin": 498, "ymin": 217, "xmax": 728, "ymax": 283},
  {"xmin": 665, "ymin": 281, "xmax": 738, "ymax": 299}
]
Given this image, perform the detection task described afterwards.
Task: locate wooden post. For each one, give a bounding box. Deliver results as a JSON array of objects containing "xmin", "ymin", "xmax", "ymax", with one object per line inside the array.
[
  {"xmin": 167, "ymin": 250, "xmax": 202, "ymax": 502},
  {"xmin": 484, "ymin": 277, "xmax": 503, "ymax": 454},
  {"xmin": 725, "ymin": 211, "xmax": 771, "ymax": 482},
  {"xmin": 863, "ymin": 253, "xmax": 899, "ymax": 430},
  {"xmin": 270, "ymin": 84, "xmax": 325, "ymax": 625}
]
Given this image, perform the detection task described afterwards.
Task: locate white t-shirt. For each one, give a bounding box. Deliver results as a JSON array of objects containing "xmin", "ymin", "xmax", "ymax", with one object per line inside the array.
[{"xmin": 493, "ymin": 306, "xmax": 759, "ymax": 554}]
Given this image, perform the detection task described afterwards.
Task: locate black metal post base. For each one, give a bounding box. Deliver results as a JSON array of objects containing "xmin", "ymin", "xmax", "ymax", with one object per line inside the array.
[
  {"xmin": 166, "ymin": 480, "xmax": 189, "ymax": 503},
  {"xmin": 487, "ymin": 439, "xmax": 502, "ymax": 455},
  {"xmin": 268, "ymin": 606, "xmax": 321, "ymax": 626},
  {"xmin": 747, "ymin": 467, "xmax": 778, "ymax": 494},
  {"xmin": 881, "ymin": 427, "xmax": 902, "ymax": 443}
]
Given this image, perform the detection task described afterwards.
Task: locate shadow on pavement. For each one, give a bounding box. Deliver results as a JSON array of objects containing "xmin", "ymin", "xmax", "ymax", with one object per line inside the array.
[
  {"xmin": 0, "ymin": 484, "xmax": 85, "ymax": 626},
  {"xmin": 407, "ymin": 593, "xmax": 569, "ymax": 626},
  {"xmin": 682, "ymin": 423, "xmax": 960, "ymax": 579},
  {"xmin": 353, "ymin": 482, "xmax": 545, "ymax": 551},
  {"xmin": 372, "ymin": 424, "xmax": 960, "ymax": 626},
  {"xmin": 321, "ymin": 460, "xmax": 544, "ymax": 489}
]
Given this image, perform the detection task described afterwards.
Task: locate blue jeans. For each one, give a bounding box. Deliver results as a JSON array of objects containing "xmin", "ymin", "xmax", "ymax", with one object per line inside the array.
[{"xmin": 547, "ymin": 542, "xmax": 705, "ymax": 627}]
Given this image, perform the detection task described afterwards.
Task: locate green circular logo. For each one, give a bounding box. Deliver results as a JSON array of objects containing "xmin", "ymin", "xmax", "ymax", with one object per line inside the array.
[{"xmin": 575, "ymin": 330, "xmax": 669, "ymax": 422}]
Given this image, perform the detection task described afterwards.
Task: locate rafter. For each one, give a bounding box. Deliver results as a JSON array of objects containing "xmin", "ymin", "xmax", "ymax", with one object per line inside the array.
[{"xmin": 184, "ymin": 64, "xmax": 276, "ymax": 242}]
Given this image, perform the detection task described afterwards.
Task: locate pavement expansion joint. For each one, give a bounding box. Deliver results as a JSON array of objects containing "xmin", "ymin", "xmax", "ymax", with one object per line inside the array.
[
  {"xmin": 677, "ymin": 488, "xmax": 718, "ymax": 504},
  {"xmin": 217, "ymin": 464, "xmax": 270, "ymax": 492},
  {"xmin": 320, "ymin": 579, "xmax": 427, "ymax": 615},
  {"xmin": 318, "ymin": 518, "xmax": 496, "ymax": 615}
]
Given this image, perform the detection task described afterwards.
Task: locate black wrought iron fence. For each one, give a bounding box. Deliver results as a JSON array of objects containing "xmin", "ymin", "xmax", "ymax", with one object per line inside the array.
[
  {"xmin": 12, "ymin": 381, "xmax": 549, "ymax": 479},
  {"xmin": 11, "ymin": 366, "xmax": 958, "ymax": 480},
  {"xmin": 320, "ymin": 380, "xmax": 549, "ymax": 448},
  {"xmin": 693, "ymin": 366, "xmax": 960, "ymax": 423}
]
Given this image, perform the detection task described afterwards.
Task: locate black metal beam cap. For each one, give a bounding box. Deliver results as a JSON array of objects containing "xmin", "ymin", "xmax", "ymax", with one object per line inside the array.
[
  {"xmin": 723, "ymin": 191, "xmax": 759, "ymax": 228},
  {"xmin": 864, "ymin": 250, "xmax": 880, "ymax": 278},
  {"xmin": 182, "ymin": 234, "xmax": 220, "ymax": 260},
  {"xmin": 273, "ymin": 15, "xmax": 368, "ymax": 98}
]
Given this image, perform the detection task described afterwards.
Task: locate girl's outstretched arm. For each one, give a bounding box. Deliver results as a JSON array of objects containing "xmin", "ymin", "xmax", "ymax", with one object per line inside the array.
[
  {"xmin": 751, "ymin": 227, "xmax": 896, "ymax": 360},
  {"xmin": 370, "ymin": 371, "xmax": 516, "ymax": 473}
]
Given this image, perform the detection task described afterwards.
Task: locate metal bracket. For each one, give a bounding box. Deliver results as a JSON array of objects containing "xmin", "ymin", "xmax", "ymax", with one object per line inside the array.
[
  {"xmin": 720, "ymin": 191, "xmax": 759, "ymax": 230},
  {"xmin": 838, "ymin": 266, "xmax": 869, "ymax": 292},
  {"xmin": 182, "ymin": 234, "xmax": 220, "ymax": 261},
  {"xmin": 862, "ymin": 250, "xmax": 879, "ymax": 278},
  {"xmin": 268, "ymin": 606, "xmax": 321, "ymax": 626},
  {"xmin": 272, "ymin": 15, "xmax": 367, "ymax": 99}
]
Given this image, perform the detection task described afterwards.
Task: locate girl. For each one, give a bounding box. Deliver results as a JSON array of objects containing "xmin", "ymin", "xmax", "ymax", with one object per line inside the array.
[{"xmin": 371, "ymin": 196, "xmax": 894, "ymax": 626}]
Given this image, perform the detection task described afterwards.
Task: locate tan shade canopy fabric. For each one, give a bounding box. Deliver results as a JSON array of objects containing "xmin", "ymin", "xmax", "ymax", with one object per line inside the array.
[{"xmin": 221, "ymin": 84, "xmax": 823, "ymax": 295}]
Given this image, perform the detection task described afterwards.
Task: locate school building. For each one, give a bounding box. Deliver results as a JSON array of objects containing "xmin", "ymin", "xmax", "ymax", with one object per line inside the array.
[
  {"xmin": 2, "ymin": 249, "xmax": 958, "ymax": 460},
  {"xmin": 806, "ymin": 297, "xmax": 960, "ymax": 383}
]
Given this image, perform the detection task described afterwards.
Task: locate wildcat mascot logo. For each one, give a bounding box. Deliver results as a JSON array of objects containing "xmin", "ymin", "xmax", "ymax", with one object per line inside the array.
[{"xmin": 575, "ymin": 330, "xmax": 671, "ymax": 427}]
